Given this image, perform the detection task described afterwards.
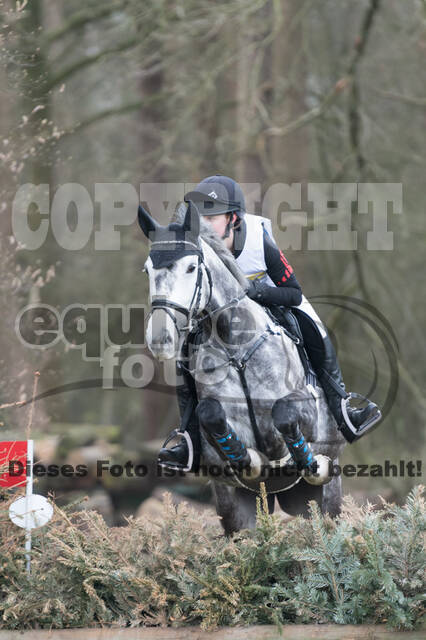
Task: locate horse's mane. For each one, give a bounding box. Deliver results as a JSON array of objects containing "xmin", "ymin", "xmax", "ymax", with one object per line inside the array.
[{"xmin": 172, "ymin": 203, "xmax": 248, "ymax": 290}]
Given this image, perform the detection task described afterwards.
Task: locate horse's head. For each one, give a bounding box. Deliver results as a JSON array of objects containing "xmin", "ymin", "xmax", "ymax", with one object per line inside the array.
[{"xmin": 138, "ymin": 201, "xmax": 212, "ymax": 360}]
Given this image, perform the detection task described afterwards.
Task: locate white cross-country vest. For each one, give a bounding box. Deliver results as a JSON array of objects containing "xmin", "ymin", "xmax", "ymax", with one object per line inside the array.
[
  {"xmin": 235, "ymin": 213, "xmax": 327, "ymax": 338},
  {"xmin": 235, "ymin": 213, "xmax": 275, "ymax": 285}
]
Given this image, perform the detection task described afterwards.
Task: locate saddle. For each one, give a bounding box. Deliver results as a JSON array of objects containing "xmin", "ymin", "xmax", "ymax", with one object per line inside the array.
[{"xmin": 264, "ymin": 305, "xmax": 322, "ymax": 390}]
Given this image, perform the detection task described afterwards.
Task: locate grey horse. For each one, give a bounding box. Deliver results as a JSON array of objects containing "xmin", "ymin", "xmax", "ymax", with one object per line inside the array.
[{"xmin": 139, "ymin": 202, "xmax": 346, "ymax": 535}]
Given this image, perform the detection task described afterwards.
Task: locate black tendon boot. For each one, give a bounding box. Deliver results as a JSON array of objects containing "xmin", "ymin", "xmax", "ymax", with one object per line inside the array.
[
  {"xmin": 157, "ymin": 380, "xmax": 201, "ymax": 472},
  {"xmin": 318, "ymin": 336, "xmax": 381, "ymax": 443}
]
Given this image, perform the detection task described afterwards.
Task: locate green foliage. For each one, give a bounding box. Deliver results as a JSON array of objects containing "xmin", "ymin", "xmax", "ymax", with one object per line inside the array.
[{"xmin": 1, "ymin": 484, "xmax": 425, "ymax": 631}]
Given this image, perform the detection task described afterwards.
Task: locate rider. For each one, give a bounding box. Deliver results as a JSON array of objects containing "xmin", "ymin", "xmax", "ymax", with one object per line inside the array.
[{"xmin": 158, "ymin": 175, "xmax": 381, "ymax": 470}]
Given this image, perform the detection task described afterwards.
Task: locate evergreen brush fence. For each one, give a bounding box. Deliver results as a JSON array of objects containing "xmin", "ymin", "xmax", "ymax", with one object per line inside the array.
[{"xmin": 1, "ymin": 485, "xmax": 425, "ymax": 632}]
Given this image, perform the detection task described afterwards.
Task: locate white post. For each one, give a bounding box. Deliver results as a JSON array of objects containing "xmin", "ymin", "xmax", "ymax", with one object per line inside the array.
[{"xmin": 24, "ymin": 439, "xmax": 33, "ymax": 575}]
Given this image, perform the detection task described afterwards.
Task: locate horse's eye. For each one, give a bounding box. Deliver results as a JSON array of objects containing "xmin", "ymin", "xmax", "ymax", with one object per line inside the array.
[{"xmin": 186, "ymin": 264, "xmax": 196, "ymax": 273}]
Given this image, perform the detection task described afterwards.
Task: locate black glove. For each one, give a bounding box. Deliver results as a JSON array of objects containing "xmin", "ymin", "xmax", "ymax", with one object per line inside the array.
[
  {"xmin": 246, "ymin": 278, "xmax": 302, "ymax": 308},
  {"xmin": 245, "ymin": 278, "xmax": 270, "ymax": 303}
]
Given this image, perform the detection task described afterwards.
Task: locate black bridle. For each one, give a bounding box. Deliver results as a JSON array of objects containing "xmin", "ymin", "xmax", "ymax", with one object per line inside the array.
[
  {"xmin": 147, "ymin": 240, "xmax": 214, "ymax": 336},
  {"xmin": 147, "ymin": 239, "xmax": 249, "ymax": 336}
]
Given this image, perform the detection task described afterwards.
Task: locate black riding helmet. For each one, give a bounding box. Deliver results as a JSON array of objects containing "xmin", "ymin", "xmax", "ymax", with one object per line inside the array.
[
  {"xmin": 184, "ymin": 175, "xmax": 246, "ymax": 219},
  {"xmin": 185, "ymin": 175, "xmax": 245, "ymax": 239}
]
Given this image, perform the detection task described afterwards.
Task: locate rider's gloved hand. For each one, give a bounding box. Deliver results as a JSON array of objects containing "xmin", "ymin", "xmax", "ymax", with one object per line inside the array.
[
  {"xmin": 246, "ymin": 277, "xmax": 302, "ymax": 307},
  {"xmin": 246, "ymin": 279, "xmax": 268, "ymax": 302}
]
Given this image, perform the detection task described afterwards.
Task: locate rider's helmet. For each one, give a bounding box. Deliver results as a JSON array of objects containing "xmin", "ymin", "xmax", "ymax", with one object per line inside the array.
[{"xmin": 184, "ymin": 175, "xmax": 246, "ymax": 220}]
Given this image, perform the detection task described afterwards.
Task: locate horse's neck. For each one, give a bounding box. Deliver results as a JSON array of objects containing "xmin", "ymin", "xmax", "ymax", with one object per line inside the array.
[
  {"xmin": 202, "ymin": 240, "xmax": 271, "ymax": 331},
  {"xmin": 202, "ymin": 241, "xmax": 243, "ymax": 308}
]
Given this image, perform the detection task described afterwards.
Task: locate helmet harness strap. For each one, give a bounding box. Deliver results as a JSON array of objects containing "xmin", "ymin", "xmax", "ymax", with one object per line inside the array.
[{"xmin": 221, "ymin": 212, "xmax": 238, "ymax": 240}]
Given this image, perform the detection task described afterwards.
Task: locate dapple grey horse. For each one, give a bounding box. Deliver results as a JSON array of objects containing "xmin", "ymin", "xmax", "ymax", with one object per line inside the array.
[{"xmin": 139, "ymin": 202, "xmax": 346, "ymax": 535}]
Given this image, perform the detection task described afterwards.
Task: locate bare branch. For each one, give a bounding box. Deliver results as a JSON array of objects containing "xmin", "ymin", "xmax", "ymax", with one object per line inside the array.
[
  {"xmin": 42, "ymin": 1, "xmax": 130, "ymax": 45},
  {"xmin": 371, "ymin": 88, "xmax": 426, "ymax": 108},
  {"xmin": 60, "ymin": 99, "xmax": 149, "ymax": 137},
  {"xmin": 262, "ymin": 77, "xmax": 351, "ymax": 139},
  {"xmin": 46, "ymin": 37, "xmax": 138, "ymax": 91}
]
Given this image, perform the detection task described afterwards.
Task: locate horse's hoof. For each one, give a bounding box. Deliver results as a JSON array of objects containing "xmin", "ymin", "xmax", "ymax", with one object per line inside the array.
[{"xmin": 301, "ymin": 454, "xmax": 332, "ymax": 485}]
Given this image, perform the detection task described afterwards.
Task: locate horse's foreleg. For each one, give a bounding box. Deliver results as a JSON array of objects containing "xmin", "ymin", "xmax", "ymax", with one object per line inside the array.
[
  {"xmin": 272, "ymin": 390, "xmax": 331, "ymax": 486},
  {"xmin": 197, "ymin": 397, "xmax": 273, "ymax": 533},
  {"xmin": 272, "ymin": 390, "xmax": 318, "ymax": 470},
  {"xmin": 196, "ymin": 397, "xmax": 251, "ymax": 470},
  {"xmin": 196, "ymin": 397, "xmax": 271, "ymax": 479}
]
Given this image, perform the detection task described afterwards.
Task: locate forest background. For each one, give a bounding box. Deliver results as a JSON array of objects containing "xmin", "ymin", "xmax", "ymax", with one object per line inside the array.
[{"xmin": 0, "ymin": 0, "xmax": 425, "ymax": 522}]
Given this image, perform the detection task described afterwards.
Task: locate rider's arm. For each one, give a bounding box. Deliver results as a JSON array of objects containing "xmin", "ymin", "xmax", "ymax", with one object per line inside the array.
[{"xmin": 247, "ymin": 229, "xmax": 302, "ymax": 307}]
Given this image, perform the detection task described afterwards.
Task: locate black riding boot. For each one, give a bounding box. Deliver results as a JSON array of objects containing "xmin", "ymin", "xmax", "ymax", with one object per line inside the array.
[
  {"xmin": 318, "ymin": 336, "xmax": 380, "ymax": 443},
  {"xmin": 157, "ymin": 380, "xmax": 202, "ymax": 472}
]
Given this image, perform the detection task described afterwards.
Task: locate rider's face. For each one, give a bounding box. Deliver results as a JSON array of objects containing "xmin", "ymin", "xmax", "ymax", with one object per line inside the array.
[
  {"xmin": 205, "ymin": 213, "xmax": 228, "ymax": 237},
  {"xmin": 203, "ymin": 213, "xmax": 235, "ymax": 250}
]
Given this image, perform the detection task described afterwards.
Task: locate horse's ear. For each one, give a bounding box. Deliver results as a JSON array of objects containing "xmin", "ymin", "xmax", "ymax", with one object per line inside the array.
[
  {"xmin": 182, "ymin": 200, "xmax": 200, "ymax": 237},
  {"xmin": 137, "ymin": 204, "xmax": 159, "ymax": 238}
]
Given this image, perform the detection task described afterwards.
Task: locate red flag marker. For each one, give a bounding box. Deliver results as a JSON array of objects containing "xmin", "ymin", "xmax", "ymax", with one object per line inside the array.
[{"xmin": 0, "ymin": 441, "xmax": 28, "ymax": 489}]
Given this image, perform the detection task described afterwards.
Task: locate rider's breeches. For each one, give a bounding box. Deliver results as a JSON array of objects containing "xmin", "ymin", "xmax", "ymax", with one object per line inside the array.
[
  {"xmin": 291, "ymin": 298, "xmax": 348, "ymax": 424},
  {"xmin": 300, "ymin": 323, "xmax": 347, "ymax": 425}
]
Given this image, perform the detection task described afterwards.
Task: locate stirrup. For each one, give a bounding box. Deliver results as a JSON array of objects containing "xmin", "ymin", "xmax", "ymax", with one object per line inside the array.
[
  {"xmin": 340, "ymin": 392, "xmax": 382, "ymax": 442},
  {"xmin": 157, "ymin": 428, "xmax": 194, "ymax": 472}
]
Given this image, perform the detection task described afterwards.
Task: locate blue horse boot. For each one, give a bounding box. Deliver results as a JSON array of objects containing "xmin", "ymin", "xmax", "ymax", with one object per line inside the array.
[{"xmin": 272, "ymin": 390, "xmax": 318, "ymax": 473}]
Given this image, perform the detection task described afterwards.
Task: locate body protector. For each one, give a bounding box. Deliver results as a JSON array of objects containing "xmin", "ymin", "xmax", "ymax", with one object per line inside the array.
[{"xmin": 236, "ymin": 214, "xmax": 326, "ymax": 337}]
